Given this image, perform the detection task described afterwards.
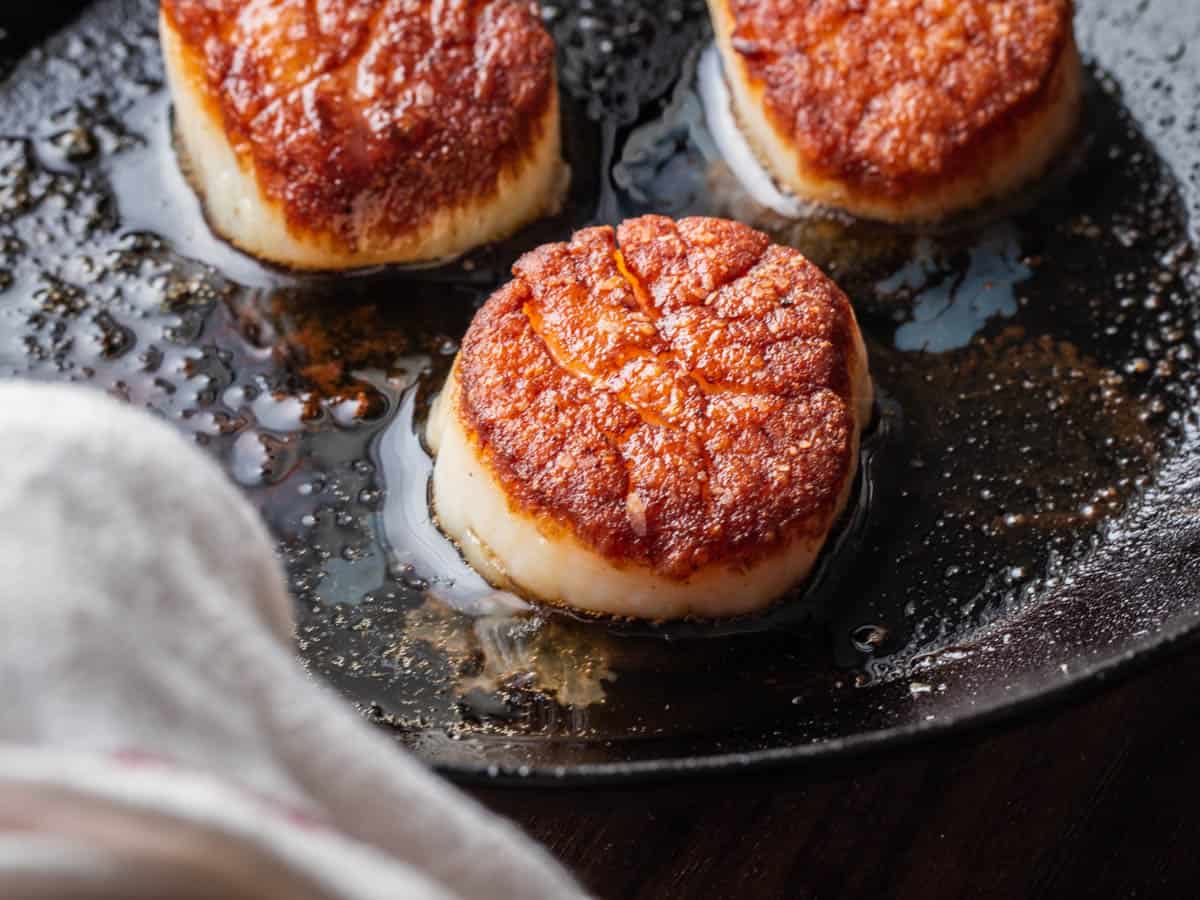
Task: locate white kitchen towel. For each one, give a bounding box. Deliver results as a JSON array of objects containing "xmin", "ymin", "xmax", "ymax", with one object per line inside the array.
[{"xmin": 0, "ymin": 382, "xmax": 585, "ymax": 899}]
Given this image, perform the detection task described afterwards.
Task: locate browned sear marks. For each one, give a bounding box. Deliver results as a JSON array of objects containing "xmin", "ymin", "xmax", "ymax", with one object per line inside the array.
[
  {"xmin": 161, "ymin": 0, "xmax": 556, "ymax": 247},
  {"xmin": 456, "ymin": 215, "xmax": 862, "ymax": 578},
  {"xmin": 724, "ymin": 0, "xmax": 1075, "ymax": 198}
]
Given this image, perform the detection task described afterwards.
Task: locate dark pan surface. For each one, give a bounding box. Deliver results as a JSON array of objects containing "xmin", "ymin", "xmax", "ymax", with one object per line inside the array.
[{"xmin": 1, "ymin": 0, "xmax": 1198, "ymax": 784}]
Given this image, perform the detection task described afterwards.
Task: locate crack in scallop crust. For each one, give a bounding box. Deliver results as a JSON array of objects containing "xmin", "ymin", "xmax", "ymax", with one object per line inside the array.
[
  {"xmin": 161, "ymin": 0, "xmax": 560, "ymax": 265},
  {"xmin": 452, "ymin": 216, "xmax": 872, "ymax": 589},
  {"xmin": 709, "ymin": 0, "xmax": 1080, "ymax": 221}
]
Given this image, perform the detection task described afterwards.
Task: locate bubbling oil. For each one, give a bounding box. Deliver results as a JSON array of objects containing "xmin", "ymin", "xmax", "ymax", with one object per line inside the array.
[{"xmin": 0, "ymin": 0, "xmax": 1197, "ymax": 759}]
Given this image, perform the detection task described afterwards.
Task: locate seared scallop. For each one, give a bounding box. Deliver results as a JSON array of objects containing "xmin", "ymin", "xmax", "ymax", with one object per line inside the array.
[
  {"xmin": 707, "ymin": 0, "xmax": 1082, "ymax": 223},
  {"xmin": 159, "ymin": 0, "xmax": 566, "ymax": 270},
  {"xmin": 426, "ymin": 216, "xmax": 873, "ymax": 621}
]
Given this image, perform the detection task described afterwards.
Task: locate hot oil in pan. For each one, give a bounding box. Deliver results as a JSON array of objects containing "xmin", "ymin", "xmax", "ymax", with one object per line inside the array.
[{"xmin": 0, "ymin": 0, "xmax": 1197, "ymax": 766}]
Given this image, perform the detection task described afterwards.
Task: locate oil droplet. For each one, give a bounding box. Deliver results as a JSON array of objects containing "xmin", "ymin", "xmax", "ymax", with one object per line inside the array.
[{"xmin": 851, "ymin": 624, "xmax": 889, "ymax": 653}]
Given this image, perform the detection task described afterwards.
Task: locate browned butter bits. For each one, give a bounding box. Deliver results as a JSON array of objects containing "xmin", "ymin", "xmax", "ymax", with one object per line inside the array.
[
  {"xmin": 708, "ymin": 0, "xmax": 1082, "ymax": 222},
  {"xmin": 426, "ymin": 216, "xmax": 874, "ymax": 620},
  {"xmin": 160, "ymin": 0, "xmax": 566, "ymax": 269}
]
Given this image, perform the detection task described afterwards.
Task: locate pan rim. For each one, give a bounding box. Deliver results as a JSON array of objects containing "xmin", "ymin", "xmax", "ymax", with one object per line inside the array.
[
  {"xmin": 438, "ymin": 611, "xmax": 1200, "ymax": 786},
  {"xmin": 6, "ymin": 0, "xmax": 1200, "ymax": 787}
]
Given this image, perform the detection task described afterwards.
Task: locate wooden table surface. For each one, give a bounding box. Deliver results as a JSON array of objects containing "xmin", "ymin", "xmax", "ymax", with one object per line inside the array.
[{"xmin": 470, "ymin": 646, "xmax": 1200, "ymax": 899}]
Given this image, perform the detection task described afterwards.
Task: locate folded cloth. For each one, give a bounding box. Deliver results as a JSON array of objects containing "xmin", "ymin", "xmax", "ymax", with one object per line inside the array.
[{"xmin": 0, "ymin": 383, "xmax": 585, "ymax": 900}]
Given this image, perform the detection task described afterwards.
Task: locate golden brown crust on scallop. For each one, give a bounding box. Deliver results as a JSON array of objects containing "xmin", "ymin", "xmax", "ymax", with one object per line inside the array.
[
  {"xmin": 160, "ymin": 0, "xmax": 556, "ymax": 250},
  {"xmin": 455, "ymin": 215, "xmax": 860, "ymax": 579},
  {"xmin": 721, "ymin": 0, "xmax": 1075, "ymax": 199}
]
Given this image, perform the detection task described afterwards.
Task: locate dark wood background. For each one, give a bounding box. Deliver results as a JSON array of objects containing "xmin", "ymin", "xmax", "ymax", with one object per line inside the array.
[{"xmin": 471, "ymin": 646, "xmax": 1200, "ymax": 899}]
